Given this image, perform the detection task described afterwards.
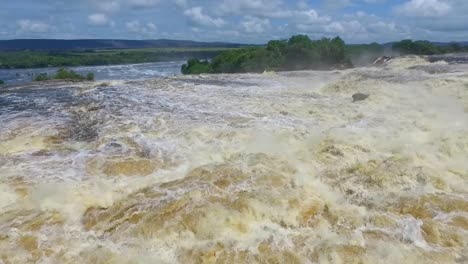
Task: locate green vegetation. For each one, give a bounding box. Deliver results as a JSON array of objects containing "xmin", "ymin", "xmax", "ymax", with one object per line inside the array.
[
  {"xmin": 0, "ymin": 80, "xmax": 4, "ymax": 85},
  {"xmin": 1, "ymin": 37, "xmax": 466, "ymax": 72},
  {"xmin": 392, "ymin": 40, "xmax": 468, "ymax": 55},
  {"xmin": 34, "ymin": 68, "xmax": 94, "ymax": 82},
  {"xmin": 181, "ymin": 59, "xmax": 212, "ymax": 74},
  {"xmin": 34, "ymin": 73, "xmax": 50, "ymax": 82},
  {"xmin": 0, "ymin": 48, "xmax": 234, "ymax": 69},
  {"xmin": 182, "ymin": 36, "xmax": 468, "ymax": 74},
  {"xmin": 182, "ymin": 35, "xmax": 351, "ymax": 74},
  {"xmin": 86, "ymin": 73, "xmax": 95, "ymax": 81},
  {"xmin": 345, "ymin": 43, "xmax": 385, "ymax": 66}
]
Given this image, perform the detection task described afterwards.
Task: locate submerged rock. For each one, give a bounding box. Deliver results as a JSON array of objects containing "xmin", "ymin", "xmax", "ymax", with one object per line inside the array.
[
  {"xmin": 352, "ymin": 93, "xmax": 369, "ymax": 102},
  {"xmin": 102, "ymin": 158, "xmax": 157, "ymax": 176}
]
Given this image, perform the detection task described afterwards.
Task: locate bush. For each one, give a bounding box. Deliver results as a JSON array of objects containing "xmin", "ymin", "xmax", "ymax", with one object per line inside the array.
[
  {"xmin": 181, "ymin": 59, "xmax": 212, "ymax": 74},
  {"xmin": 211, "ymin": 49, "xmax": 257, "ymax": 73},
  {"xmin": 54, "ymin": 68, "xmax": 85, "ymax": 80},
  {"xmin": 34, "ymin": 73, "xmax": 50, "ymax": 81},
  {"xmin": 0, "ymin": 80, "xmax": 4, "ymax": 85},
  {"xmin": 33, "ymin": 68, "xmax": 95, "ymax": 82},
  {"xmin": 86, "ymin": 73, "xmax": 95, "ymax": 81},
  {"xmin": 393, "ymin": 40, "xmax": 440, "ymax": 55}
]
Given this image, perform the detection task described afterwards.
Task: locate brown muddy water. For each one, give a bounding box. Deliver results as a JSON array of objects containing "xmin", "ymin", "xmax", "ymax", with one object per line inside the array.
[{"xmin": 0, "ymin": 56, "xmax": 467, "ymax": 263}]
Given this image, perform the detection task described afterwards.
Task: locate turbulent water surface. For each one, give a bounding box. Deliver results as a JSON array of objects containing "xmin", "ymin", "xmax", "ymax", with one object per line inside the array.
[{"xmin": 0, "ymin": 56, "xmax": 467, "ymax": 263}]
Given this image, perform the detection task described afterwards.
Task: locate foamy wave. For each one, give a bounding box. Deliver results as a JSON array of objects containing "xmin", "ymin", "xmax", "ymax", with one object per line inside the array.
[{"xmin": 0, "ymin": 60, "xmax": 467, "ymax": 263}]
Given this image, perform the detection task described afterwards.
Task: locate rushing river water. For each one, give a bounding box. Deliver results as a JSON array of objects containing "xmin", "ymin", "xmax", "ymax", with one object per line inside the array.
[{"xmin": 0, "ymin": 56, "xmax": 467, "ymax": 263}]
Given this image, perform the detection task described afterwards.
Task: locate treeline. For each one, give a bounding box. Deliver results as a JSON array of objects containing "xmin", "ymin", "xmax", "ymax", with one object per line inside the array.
[
  {"xmin": 182, "ymin": 36, "xmax": 468, "ymax": 74},
  {"xmin": 392, "ymin": 40, "xmax": 468, "ymax": 55},
  {"xmin": 182, "ymin": 35, "xmax": 350, "ymax": 74},
  {"xmin": 0, "ymin": 49, "xmax": 224, "ymax": 69}
]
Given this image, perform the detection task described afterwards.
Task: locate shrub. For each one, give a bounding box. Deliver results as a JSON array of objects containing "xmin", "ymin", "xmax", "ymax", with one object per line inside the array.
[
  {"xmin": 0, "ymin": 80, "xmax": 4, "ymax": 85},
  {"xmin": 181, "ymin": 59, "xmax": 212, "ymax": 74},
  {"xmin": 392, "ymin": 40, "xmax": 440, "ymax": 55},
  {"xmin": 86, "ymin": 73, "xmax": 95, "ymax": 81},
  {"xmin": 33, "ymin": 68, "xmax": 95, "ymax": 82},
  {"xmin": 211, "ymin": 49, "xmax": 257, "ymax": 73},
  {"xmin": 54, "ymin": 68, "xmax": 85, "ymax": 80},
  {"xmin": 34, "ymin": 73, "xmax": 50, "ymax": 81}
]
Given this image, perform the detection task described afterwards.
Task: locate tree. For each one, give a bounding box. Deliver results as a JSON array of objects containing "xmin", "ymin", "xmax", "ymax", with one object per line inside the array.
[
  {"xmin": 181, "ymin": 35, "xmax": 357, "ymax": 74},
  {"xmin": 288, "ymin": 35, "xmax": 313, "ymax": 48},
  {"xmin": 392, "ymin": 39, "xmax": 440, "ymax": 55},
  {"xmin": 330, "ymin": 36, "xmax": 346, "ymax": 62},
  {"xmin": 181, "ymin": 59, "xmax": 212, "ymax": 74}
]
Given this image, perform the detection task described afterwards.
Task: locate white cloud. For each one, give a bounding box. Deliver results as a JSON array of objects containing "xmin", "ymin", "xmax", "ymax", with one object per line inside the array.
[
  {"xmin": 173, "ymin": 0, "xmax": 187, "ymax": 8},
  {"xmin": 321, "ymin": 0, "xmax": 353, "ymax": 10},
  {"xmin": 217, "ymin": 0, "xmax": 285, "ymax": 17},
  {"xmin": 363, "ymin": 0, "xmax": 387, "ymax": 3},
  {"xmin": 126, "ymin": 20, "xmax": 158, "ymax": 35},
  {"xmin": 17, "ymin": 20, "xmax": 50, "ymax": 33},
  {"xmin": 128, "ymin": 0, "xmax": 160, "ymax": 8},
  {"xmin": 126, "ymin": 20, "xmax": 141, "ymax": 32},
  {"xmin": 147, "ymin": 22, "xmax": 157, "ymax": 31},
  {"xmin": 367, "ymin": 21, "xmax": 397, "ymax": 34},
  {"xmin": 297, "ymin": 0, "xmax": 309, "ymax": 9},
  {"xmin": 98, "ymin": 1, "xmax": 120, "ymax": 13},
  {"xmin": 294, "ymin": 19, "xmax": 366, "ymax": 37},
  {"xmin": 324, "ymin": 22, "xmax": 345, "ymax": 34},
  {"xmin": 294, "ymin": 9, "xmax": 331, "ymax": 24},
  {"xmin": 396, "ymin": 0, "xmax": 452, "ymax": 17},
  {"xmin": 93, "ymin": 0, "xmax": 186, "ymax": 11},
  {"xmin": 184, "ymin": 7, "xmax": 226, "ymax": 28},
  {"xmin": 287, "ymin": 10, "xmax": 412, "ymax": 44},
  {"xmin": 242, "ymin": 17, "xmax": 270, "ymax": 33},
  {"xmin": 3, "ymin": 0, "xmax": 467, "ymax": 43},
  {"xmin": 88, "ymin": 13, "xmax": 110, "ymax": 26},
  {"xmin": 391, "ymin": 1, "xmax": 467, "ymax": 33}
]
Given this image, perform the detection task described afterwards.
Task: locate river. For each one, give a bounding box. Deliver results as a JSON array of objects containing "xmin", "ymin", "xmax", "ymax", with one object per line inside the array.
[
  {"xmin": 0, "ymin": 61, "xmax": 184, "ymax": 85},
  {"xmin": 0, "ymin": 55, "xmax": 467, "ymax": 263}
]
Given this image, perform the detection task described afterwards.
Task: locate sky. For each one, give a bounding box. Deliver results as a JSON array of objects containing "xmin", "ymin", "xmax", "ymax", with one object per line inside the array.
[{"xmin": 0, "ymin": 0, "xmax": 467, "ymax": 44}]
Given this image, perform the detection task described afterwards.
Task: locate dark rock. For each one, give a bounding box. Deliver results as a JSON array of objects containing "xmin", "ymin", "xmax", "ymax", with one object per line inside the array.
[{"xmin": 352, "ymin": 93, "xmax": 369, "ymax": 102}]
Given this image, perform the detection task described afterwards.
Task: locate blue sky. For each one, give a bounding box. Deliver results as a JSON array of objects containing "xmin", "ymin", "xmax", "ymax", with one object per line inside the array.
[{"xmin": 1, "ymin": 0, "xmax": 467, "ymax": 43}]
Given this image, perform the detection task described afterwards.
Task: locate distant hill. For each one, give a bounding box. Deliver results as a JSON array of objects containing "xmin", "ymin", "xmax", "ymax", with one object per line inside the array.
[
  {"xmin": 382, "ymin": 41, "xmax": 468, "ymax": 48},
  {"xmin": 0, "ymin": 39, "xmax": 248, "ymax": 51},
  {"xmin": 430, "ymin": 41, "xmax": 468, "ymax": 47}
]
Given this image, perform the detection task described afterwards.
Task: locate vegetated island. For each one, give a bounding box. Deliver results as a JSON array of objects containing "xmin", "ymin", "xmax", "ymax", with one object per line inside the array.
[
  {"xmin": 181, "ymin": 35, "xmax": 468, "ymax": 74},
  {"xmin": 33, "ymin": 68, "xmax": 94, "ymax": 82}
]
